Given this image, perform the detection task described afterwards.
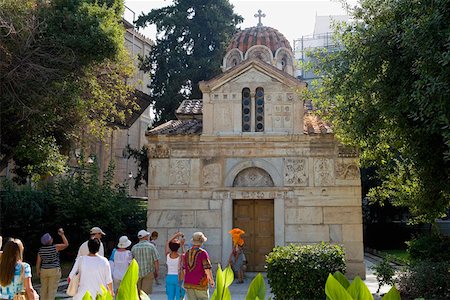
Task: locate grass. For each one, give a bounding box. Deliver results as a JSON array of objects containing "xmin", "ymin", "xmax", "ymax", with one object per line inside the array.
[{"xmin": 380, "ymin": 249, "xmax": 409, "ymax": 265}]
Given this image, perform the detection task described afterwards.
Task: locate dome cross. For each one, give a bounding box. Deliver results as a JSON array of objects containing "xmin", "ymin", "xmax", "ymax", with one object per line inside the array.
[{"xmin": 254, "ymin": 9, "xmax": 266, "ymax": 27}]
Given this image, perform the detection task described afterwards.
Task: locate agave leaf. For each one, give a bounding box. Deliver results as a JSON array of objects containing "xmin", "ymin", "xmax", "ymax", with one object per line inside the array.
[
  {"xmin": 245, "ymin": 273, "xmax": 266, "ymax": 300},
  {"xmin": 223, "ymin": 265, "xmax": 235, "ymax": 289},
  {"xmin": 333, "ymin": 271, "xmax": 350, "ymax": 289},
  {"xmin": 116, "ymin": 259, "xmax": 140, "ymax": 300},
  {"xmin": 381, "ymin": 286, "xmax": 401, "ymax": 300},
  {"xmin": 347, "ymin": 276, "xmax": 373, "ymax": 300},
  {"xmin": 211, "ymin": 264, "xmax": 224, "ymax": 300},
  {"xmin": 325, "ymin": 274, "xmax": 353, "ymax": 300},
  {"xmin": 82, "ymin": 291, "xmax": 92, "ymax": 300}
]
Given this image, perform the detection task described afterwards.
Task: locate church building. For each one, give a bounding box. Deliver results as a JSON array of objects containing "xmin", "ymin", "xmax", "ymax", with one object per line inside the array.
[{"xmin": 145, "ymin": 19, "xmax": 365, "ymax": 277}]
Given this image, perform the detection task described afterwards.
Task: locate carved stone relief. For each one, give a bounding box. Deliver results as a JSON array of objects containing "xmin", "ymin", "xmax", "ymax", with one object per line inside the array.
[
  {"xmin": 232, "ymin": 167, "xmax": 274, "ymax": 187},
  {"xmin": 284, "ymin": 158, "xmax": 308, "ymax": 186},
  {"xmin": 169, "ymin": 159, "xmax": 190, "ymax": 185},
  {"xmin": 203, "ymin": 163, "xmax": 221, "ymax": 186},
  {"xmin": 148, "ymin": 144, "xmax": 170, "ymax": 158},
  {"xmin": 246, "ymin": 47, "xmax": 272, "ymax": 64},
  {"xmin": 335, "ymin": 161, "xmax": 359, "ymax": 179},
  {"xmin": 314, "ymin": 158, "xmax": 335, "ymax": 186}
]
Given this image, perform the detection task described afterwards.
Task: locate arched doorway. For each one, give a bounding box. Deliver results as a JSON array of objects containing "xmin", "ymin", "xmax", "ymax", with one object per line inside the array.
[{"xmin": 232, "ymin": 167, "xmax": 274, "ymax": 272}]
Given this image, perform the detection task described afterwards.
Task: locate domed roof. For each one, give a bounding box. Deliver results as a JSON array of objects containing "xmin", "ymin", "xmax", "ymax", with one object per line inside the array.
[{"xmin": 226, "ymin": 26, "xmax": 292, "ymax": 55}]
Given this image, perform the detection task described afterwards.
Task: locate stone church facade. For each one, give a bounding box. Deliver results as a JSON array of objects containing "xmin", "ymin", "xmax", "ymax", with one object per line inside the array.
[{"xmin": 146, "ymin": 25, "xmax": 365, "ymax": 277}]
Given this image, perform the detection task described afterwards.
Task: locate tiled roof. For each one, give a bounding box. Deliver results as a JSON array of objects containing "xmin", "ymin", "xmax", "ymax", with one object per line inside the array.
[
  {"xmin": 175, "ymin": 99, "xmax": 203, "ymax": 119},
  {"xmin": 303, "ymin": 113, "xmax": 333, "ymax": 134},
  {"xmin": 146, "ymin": 119, "xmax": 202, "ymax": 136},
  {"xmin": 227, "ymin": 26, "xmax": 292, "ymax": 54}
]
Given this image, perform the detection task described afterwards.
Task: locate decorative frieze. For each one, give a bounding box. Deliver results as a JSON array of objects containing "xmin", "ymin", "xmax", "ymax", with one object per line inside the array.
[
  {"xmin": 169, "ymin": 159, "xmax": 190, "ymax": 185},
  {"xmin": 314, "ymin": 158, "xmax": 335, "ymax": 186},
  {"xmin": 202, "ymin": 163, "xmax": 221, "ymax": 186},
  {"xmin": 284, "ymin": 158, "xmax": 308, "ymax": 186},
  {"xmin": 148, "ymin": 144, "xmax": 170, "ymax": 158},
  {"xmin": 335, "ymin": 161, "xmax": 359, "ymax": 180}
]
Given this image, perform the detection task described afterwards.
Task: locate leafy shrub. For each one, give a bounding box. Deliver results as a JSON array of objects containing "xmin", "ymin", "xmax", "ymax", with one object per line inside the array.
[
  {"xmin": 326, "ymin": 271, "xmax": 401, "ymax": 300},
  {"xmin": 397, "ymin": 261, "xmax": 450, "ymax": 300},
  {"xmin": 266, "ymin": 242, "xmax": 346, "ymax": 299},
  {"xmin": 371, "ymin": 256, "xmax": 396, "ymax": 293},
  {"xmin": 407, "ymin": 233, "xmax": 450, "ymax": 263}
]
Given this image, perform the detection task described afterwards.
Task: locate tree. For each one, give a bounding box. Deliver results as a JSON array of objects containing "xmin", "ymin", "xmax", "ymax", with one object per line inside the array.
[
  {"xmin": 0, "ymin": 0, "xmax": 137, "ymax": 182},
  {"xmin": 311, "ymin": 0, "xmax": 450, "ymax": 222},
  {"xmin": 136, "ymin": 0, "xmax": 242, "ymax": 123}
]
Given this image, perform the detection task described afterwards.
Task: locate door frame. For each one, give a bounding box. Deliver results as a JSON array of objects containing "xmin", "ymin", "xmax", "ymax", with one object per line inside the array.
[{"xmin": 219, "ymin": 190, "xmax": 286, "ymax": 269}]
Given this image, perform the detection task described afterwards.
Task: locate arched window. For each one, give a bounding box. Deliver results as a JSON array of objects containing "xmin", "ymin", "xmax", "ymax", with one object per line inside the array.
[
  {"xmin": 242, "ymin": 88, "xmax": 251, "ymax": 132},
  {"xmin": 255, "ymin": 87, "xmax": 264, "ymax": 132}
]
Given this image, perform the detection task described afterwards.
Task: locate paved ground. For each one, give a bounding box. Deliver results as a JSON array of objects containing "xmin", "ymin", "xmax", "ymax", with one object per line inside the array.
[{"xmin": 49, "ymin": 254, "xmax": 393, "ymax": 300}]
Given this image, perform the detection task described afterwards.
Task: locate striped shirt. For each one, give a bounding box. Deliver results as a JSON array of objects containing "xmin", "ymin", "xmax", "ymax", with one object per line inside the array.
[
  {"xmin": 38, "ymin": 245, "xmax": 60, "ymax": 269},
  {"xmin": 131, "ymin": 240, "xmax": 159, "ymax": 277}
]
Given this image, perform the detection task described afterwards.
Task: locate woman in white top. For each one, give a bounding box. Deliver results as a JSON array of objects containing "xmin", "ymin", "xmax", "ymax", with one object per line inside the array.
[
  {"xmin": 69, "ymin": 238, "xmax": 113, "ymax": 300},
  {"xmin": 109, "ymin": 236, "xmax": 132, "ymax": 293},
  {"xmin": 165, "ymin": 232, "xmax": 185, "ymax": 300}
]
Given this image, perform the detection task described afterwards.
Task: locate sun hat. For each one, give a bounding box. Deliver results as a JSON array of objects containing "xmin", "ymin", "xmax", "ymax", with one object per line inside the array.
[
  {"xmin": 191, "ymin": 232, "xmax": 207, "ymax": 246},
  {"xmin": 40, "ymin": 233, "xmax": 52, "ymax": 245},
  {"xmin": 117, "ymin": 236, "xmax": 132, "ymax": 248},
  {"xmin": 138, "ymin": 229, "xmax": 151, "ymax": 238},
  {"xmin": 90, "ymin": 227, "xmax": 106, "ymax": 235}
]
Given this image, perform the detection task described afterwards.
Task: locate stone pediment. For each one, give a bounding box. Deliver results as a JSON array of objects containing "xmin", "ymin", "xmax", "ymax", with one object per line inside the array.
[
  {"xmin": 199, "ymin": 59, "xmax": 305, "ymax": 93},
  {"xmin": 230, "ymin": 69, "xmax": 273, "ymax": 84}
]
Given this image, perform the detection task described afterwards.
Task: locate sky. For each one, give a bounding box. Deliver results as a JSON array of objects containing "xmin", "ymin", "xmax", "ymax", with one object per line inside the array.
[{"xmin": 123, "ymin": 0, "xmax": 357, "ymax": 45}]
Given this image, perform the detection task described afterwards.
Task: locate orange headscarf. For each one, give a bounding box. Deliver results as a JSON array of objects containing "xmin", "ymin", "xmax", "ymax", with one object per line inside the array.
[{"xmin": 228, "ymin": 228, "xmax": 245, "ymax": 247}]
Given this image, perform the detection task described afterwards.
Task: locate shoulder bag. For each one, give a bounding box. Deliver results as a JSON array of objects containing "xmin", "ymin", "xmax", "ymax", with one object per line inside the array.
[{"xmin": 67, "ymin": 256, "xmax": 83, "ymax": 296}]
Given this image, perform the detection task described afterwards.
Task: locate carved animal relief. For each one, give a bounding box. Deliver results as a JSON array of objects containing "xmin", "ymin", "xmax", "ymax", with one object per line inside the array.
[{"xmin": 335, "ymin": 161, "xmax": 359, "ymax": 179}]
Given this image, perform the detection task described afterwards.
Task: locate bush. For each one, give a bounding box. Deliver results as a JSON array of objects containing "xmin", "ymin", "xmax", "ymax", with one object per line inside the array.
[
  {"xmin": 0, "ymin": 162, "xmax": 146, "ymax": 262},
  {"xmin": 371, "ymin": 256, "xmax": 396, "ymax": 293},
  {"xmin": 407, "ymin": 233, "xmax": 450, "ymax": 263},
  {"xmin": 266, "ymin": 242, "xmax": 346, "ymax": 300},
  {"xmin": 397, "ymin": 261, "xmax": 450, "ymax": 300}
]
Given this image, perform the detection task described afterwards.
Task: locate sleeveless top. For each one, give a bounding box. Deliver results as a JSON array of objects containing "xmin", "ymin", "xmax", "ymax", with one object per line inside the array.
[
  {"xmin": 39, "ymin": 245, "xmax": 60, "ymax": 269},
  {"xmin": 166, "ymin": 253, "xmax": 180, "ymax": 275}
]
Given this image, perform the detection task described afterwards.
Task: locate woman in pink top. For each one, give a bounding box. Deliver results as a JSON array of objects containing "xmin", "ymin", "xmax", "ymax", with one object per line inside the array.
[{"xmin": 182, "ymin": 232, "xmax": 214, "ymax": 300}]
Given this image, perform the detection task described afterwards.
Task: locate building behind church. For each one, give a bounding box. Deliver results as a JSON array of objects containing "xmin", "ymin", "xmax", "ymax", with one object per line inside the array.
[{"xmin": 145, "ymin": 20, "xmax": 365, "ymax": 278}]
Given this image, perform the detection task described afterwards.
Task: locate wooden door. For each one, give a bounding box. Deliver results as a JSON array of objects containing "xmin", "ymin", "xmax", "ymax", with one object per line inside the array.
[{"xmin": 233, "ymin": 199, "xmax": 274, "ymax": 272}]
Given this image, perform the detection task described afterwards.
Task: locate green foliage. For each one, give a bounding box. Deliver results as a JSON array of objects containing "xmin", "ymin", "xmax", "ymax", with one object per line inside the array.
[
  {"xmin": 116, "ymin": 259, "xmax": 140, "ymax": 300},
  {"xmin": 211, "ymin": 264, "xmax": 234, "ymax": 300},
  {"xmin": 310, "ymin": 0, "xmax": 450, "ymax": 222},
  {"xmin": 325, "ymin": 271, "xmax": 401, "ymax": 300},
  {"xmin": 245, "ymin": 273, "xmax": 267, "ymax": 300},
  {"xmin": 80, "ymin": 259, "xmax": 149, "ymax": 300},
  {"xmin": 397, "ymin": 261, "xmax": 450, "ymax": 300},
  {"xmin": 371, "ymin": 256, "xmax": 396, "ymax": 293},
  {"xmin": 0, "ymin": 163, "xmax": 146, "ymax": 260},
  {"xmin": 266, "ymin": 243, "xmax": 346, "ymax": 299},
  {"xmin": 407, "ymin": 233, "xmax": 450, "ymax": 263},
  {"xmin": 0, "ymin": 0, "xmax": 137, "ymax": 181},
  {"xmin": 136, "ymin": 0, "xmax": 242, "ymax": 123}
]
